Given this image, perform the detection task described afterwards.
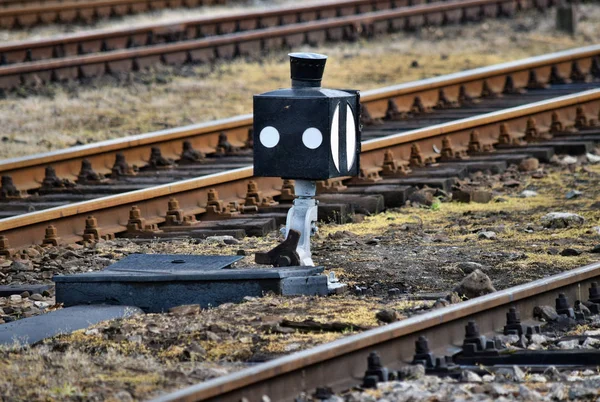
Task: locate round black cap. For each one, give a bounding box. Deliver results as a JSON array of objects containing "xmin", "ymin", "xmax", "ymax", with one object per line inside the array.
[{"xmin": 289, "ymin": 52, "xmax": 327, "ymax": 82}]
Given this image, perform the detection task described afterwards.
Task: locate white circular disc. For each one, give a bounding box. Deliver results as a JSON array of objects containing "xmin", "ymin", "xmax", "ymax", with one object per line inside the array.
[
  {"xmin": 259, "ymin": 126, "xmax": 280, "ymax": 148},
  {"xmin": 302, "ymin": 127, "xmax": 323, "ymax": 149}
]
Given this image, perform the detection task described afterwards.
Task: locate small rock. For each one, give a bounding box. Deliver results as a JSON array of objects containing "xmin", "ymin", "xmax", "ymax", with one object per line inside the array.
[
  {"xmin": 387, "ymin": 288, "xmax": 400, "ymax": 297},
  {"xmin": 529, "ymin": 334, "xmax": 548, "ymax": 346},
  {"xmin": 397, "ymin": 364, "xmax": 425, "ymax": 380},
  {"xmin": 590, "ymin": 245, "xmax": 600, "ymax": 253},
  {"xmin": 168, "ymin": 304, "xmax": 200, "ymax": 316},
  {"xmin": 457, "ymin": 262, "xmax": 485, "ymax": 274},
  {"xmin": 566, "ymin": 190, "xmax": 583, "ymax": 199},
  {"xmin": 376, "ymin": 309, "xmax": 401, "ymax": 323},
  {"xmin": 365, "ymin": 238, "xmax": 380, "ymax": 246},
  {"xmin": 558, "ymin": 339, "xmax": 580, "ymax": 349},
  {"xmin": 549, "ymin": 384, "xmax": 567, "ymax": 400},
  {"xmin": 513, "ymin": 365, "xmax": 526, "ymax": 382},
  {"xmin": 33, "ymin": 301, "xmax": 50, "ymax": 309},
  {"xmin": 582, "ymin": 337, "xmax": 600, "ymax": 349},
  {"xmin": 284, "ymin": 342, "xmax": 301, "ymax": 352},
  {"xmin": 85, "ymin": 328, "xmax": 100, "ymax": 336},
  {"xmin": 541, "ymin": 212, "xmax": 585, "ymax": 229},
  {"xmin": 478, "ymin": 231, "xmax": 497, "ymax": 240},
  {"xmin": 20, "ymin": 291, "xmax": 30, "ymax": 298},
  {"xmin": 560, "ymin": 248, "xmax": 582, "ymax": 257},
  {"xmin": 460, "ymin": 370, "xmax": 483, "ymax": 382},
  {"xmin": 575, "ymin": 300, "xmax": 591, "ymax": 316},
  {"xmin": 527, "ymin": 373, "xmax": 547, "ymax": 383},
  {"xmin": 408, "ymin": 188, "xmax": 433, "ymax": 206},
  {"xmin": 205, "ymin": 331, "xmax": 221, "ymax": 342},
  {"xmin": 29, "ymin": 293, "xmax": 44, "ymax": 301},
  {"xmin": 10, "ymin": 261, "xmax": 32, "ymax": 272},
  {"xmin": 236, "ymin": 249, "xmax": 247, "ymax": 256},
  {"xmin": 127, "ymin": 335, "xmax": 143, "ymax": 343},
  {"xmin": 9, "ymin": 295, "xmax": 21, "ymax": 303},
  {"xmin": 519, "ymin": 157, "xmax": 539, "ymax": 172},
  {"xmin": 482, "ymin": 374, "xmax": 496, "ymax": 383},
  {"xmin": 586, "ymin": 153, "xmax": 600, "ymax": 164},
  {"xmin": 518, "ymin": 384, "xmax": 542, "ymax": 401},
  {"xmin": 544, "ymin": 366, "xmax": 564, "ymax": 381},
  {"xmin": 561, "ymin": 155, "xmax": 578, "ymax": 165},
  {"xmin": 433, "ymin": 298, "xmax": 449, "ymax": 309},
  {"xmin": 351, "ymin": 214, "xmax": 365, "ymax": 224},
  {"xmin": 520, "ymin": 190, "xmax": 538, "ymax": 198},
  {"xmin": 533, "ymin": 305, "xmax": 559, "ymax": 321},
  {"xmin": 453, "ymin": 269, "xmax": 496, "ymax": 299},
  {"xmin": 206, "ymin": 235, "xmax": 238, "ymax": 245},
  {"xmin": 410, "ymin": 60, "xmax": 419, "ymax": 68}
]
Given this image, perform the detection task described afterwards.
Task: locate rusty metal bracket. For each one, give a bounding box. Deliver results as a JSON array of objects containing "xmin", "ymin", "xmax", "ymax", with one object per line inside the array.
[{"xmin": 255, "ymin": 229, "xmax": 301, "ymax": 267}]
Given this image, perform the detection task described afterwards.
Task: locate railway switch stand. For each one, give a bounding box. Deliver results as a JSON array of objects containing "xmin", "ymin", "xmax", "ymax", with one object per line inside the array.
[{"xmin": 253, "ymin": 52, "xmax": 361, "ymax": 266}]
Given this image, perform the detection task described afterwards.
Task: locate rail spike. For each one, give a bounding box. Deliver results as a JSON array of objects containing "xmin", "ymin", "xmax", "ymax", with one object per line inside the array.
[
  {"xmin": 385, "ymin": 99, "xmax": 404, "ymax": 121},
  {"xmin": 111, "ymin": 152, "xmax": 136, "ymax": 176},
  {"xmin": 143, "ymin": 147, "xmax": 175, "ymax": 170},
  {"xmin": 179, "ymin": 140, "xmax": 205, "ymax": 164},
  {"xmin": 0, "ymin": 175, "xmax": 22, "ymax": 199},
  {"xmin": 549, "ymin": 111, "xmax": 564, "ymax": 135},
  {"xmin": 382, "ymin": 150, "xmax": 410, "ymax": 176},
  {"xmin": 42, "ymin": 225, "xmax": 60, "ymax": 247},
  {"xmin": 468, "ymin": 130, "xmax": 482, "ymax": 153},
  {"xmin": 409, "ymin": 143, "xmax": 425, "ymax": 167},
  {"xmin": 126, "ymin": 206, "xmax": 160, "ymax": 233},
  {"xmin": 165, "ymin": 197, "xmax": 196, "ymax": 226},
  {"xmin": 0, "ymin": 235, "xmax": 14, "ymax": 258},
  {"xmin": 205, "ymin": 188, "xmax": 240, "ymax": 219},
  {"xmin": 77, "ymin": 159, "xmax": 104, "ymax": 184},
  {"xmin": 83, "ymin": 215, "xmax": 101, "ymax": 243}
]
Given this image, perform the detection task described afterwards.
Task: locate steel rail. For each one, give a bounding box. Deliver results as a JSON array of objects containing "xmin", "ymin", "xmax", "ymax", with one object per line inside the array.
[
  {"xmin": 1, "ymin": 88, "xmax": 598, "ymax": 249},
  {"xmin": 1, "ymin": 44, "xmax": 598, "ymax": 191},
  {"xmin": 0, "ymin": 0, "xmax": 408, "ymax": 61},
  {"xmin": 151, "ymin": 260, "xmax": 600, "ymax": 402},
  {"xmin": 0, "ymin": 0, "xmax": 538, "ymax": 88}
]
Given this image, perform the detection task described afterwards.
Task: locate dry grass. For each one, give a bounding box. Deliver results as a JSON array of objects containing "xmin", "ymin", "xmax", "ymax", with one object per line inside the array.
[{"xmin": 1, "ymin": 5, "xmax": 600, "ymax": 159}]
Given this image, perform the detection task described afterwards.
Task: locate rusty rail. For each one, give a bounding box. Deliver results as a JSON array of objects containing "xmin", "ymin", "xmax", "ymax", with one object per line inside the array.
[
  {"xmin": 1, "ymin": 88, "xmax": 598, "ymax": 250},
  {"xmin": 1, "ymin": 44, "xmax": 597, "ymax": 191},
  {"xmin": 0, "ymin": 0, "xmax": 551, "ymax": 89},
  {"xmin": 151, "ymin": 259, "xmax": 600, "ymax": 401}
]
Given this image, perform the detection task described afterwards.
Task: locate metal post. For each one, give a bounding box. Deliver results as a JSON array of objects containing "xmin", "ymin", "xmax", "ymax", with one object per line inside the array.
[{"xmin": 283, "ymin": 180, "xmax": 318, "ymax": 266}]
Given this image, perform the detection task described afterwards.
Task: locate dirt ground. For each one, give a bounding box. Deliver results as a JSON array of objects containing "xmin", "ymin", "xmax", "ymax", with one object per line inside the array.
[
  {"xmin": 0, "ymin": 5, "xmax": 599, "ymax": 159},
  {"xmin": 1, "ymin": 156, "xmax": 600, "ymax": 400}
]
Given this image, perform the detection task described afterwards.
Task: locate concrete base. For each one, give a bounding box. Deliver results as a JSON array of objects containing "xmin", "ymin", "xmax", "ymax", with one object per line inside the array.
[
  {"xmin": 54, "ymin": 254, "xmax": 330, "ymax": 312},
  {"xmin": 0, "ymin": 305, "xmax": 142, "ymax": 346}
]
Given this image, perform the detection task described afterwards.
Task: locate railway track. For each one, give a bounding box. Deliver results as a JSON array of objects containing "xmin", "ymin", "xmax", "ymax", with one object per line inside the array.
[
  {"xmin": 2, "ymin": 45, "xmax": 597, "ymax": 191},
  {"xmin": 0, "ymin": 0, "xmax": 439, "ymax": 66},
  {"xmin": 0, "ymin": 81, "xmax": 599, "ymax": 251},
  {"xmin": 149, "ymin": 259, "xmax": 600, "ymax": 402},
  {"xmin": 0, "ymin": 47, "xmax": 598, "ymax": 252},
  {"xmin": 0, "ymin": 80, "xmax": 597, "ymax": 218},
  {"xmin": 0, "ymin": 0, "xmax": 553, "ymax": 89},
  {"xmin": 0, "ymin": 0, "xmax": 227, "ymax": 28}
]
